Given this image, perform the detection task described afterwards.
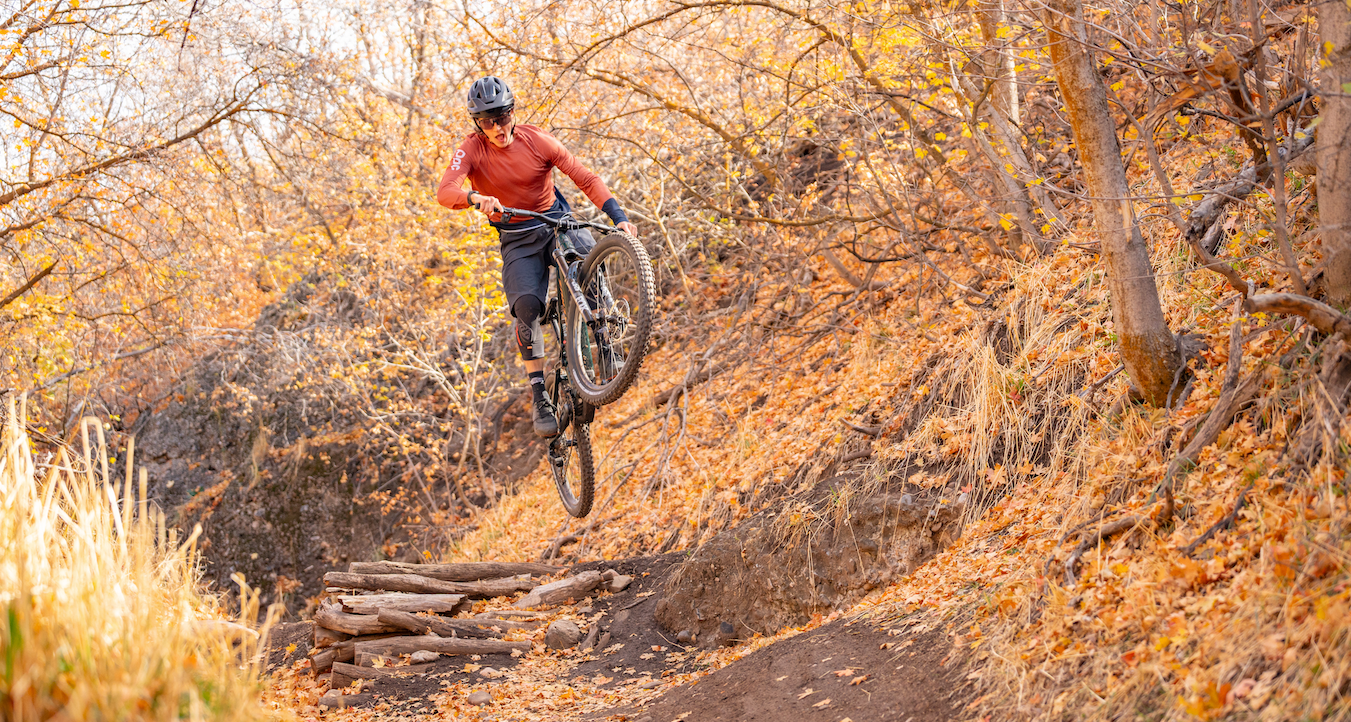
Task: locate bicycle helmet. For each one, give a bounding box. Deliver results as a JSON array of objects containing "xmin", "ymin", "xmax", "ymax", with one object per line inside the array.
[{"xmin": 467, "ymin": 76, "xmax": 515, "ymax": 118}]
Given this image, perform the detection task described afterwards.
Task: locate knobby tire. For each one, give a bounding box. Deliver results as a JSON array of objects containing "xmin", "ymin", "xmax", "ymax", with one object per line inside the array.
[
  {"xmin": 566, "ymin": 232, "xmax": 655, "ymax": 406},
  {"xmin": 547, "ymin": 370, "xmax": 594, "ymax": 518}
]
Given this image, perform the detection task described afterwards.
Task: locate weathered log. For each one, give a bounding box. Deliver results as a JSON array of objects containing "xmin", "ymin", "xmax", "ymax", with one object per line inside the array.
[
  {"xmin": 349, "ymin": 560, "xmax": 563, "ymax": 581},
  {"xmin": 308, "ymin": 633, "xmax": 403, "ymax": 676},
  {"xmin": 331, "ymin": 661, "xmax": 434, "ymax": 688},
  {"xmin": 314, "ymin": 605, "xmax": 405, "ymax": 636},
  {"xmin": 465, "ymin": 616, "xmax": 540, "ymax": 631},
  {"xmin": 355, "ymin": 651, "xmax": 403, "ymax": 668},
  {"xmin": 439, "ymin": 576, "xmax": 535, "ymax": 598},
  {"xmin": 314, "ymin": 625, "xmax": 351, "ymax": 649},
  {"xmin": 310, "ymin": 647, "xmax": 338, "ymax": 675},
  {"xmin": 339, "ymin": 593, "xmax": 465, "ymax": 616},
  {"xmin": 318, "ymin": 691, "xmax": 371, "ymax": 709},
  {"xmin": 475, "ymin": 609, "xmax": 546, "ymax": 621},
  {"xmin": 354, "ymin": 635, "xmax": 532, "ymax": 658},
  {"xmin": 513, "ymin": 571, "xmax": 604, "ymax": 609},
  {"xmin": 376, "ymin": 609, "xmax": 507, "ymax": 639},
  {"xmin": 324, "ymin": 571, "xmax": 466, "ymax": 594},
  {"xmin": 324, "ymin": 571, "xmax": 535, "ymax": 598}
]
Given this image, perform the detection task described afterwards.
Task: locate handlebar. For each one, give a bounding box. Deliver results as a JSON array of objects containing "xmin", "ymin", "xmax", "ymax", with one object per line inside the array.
[{"xmin": 475, "ymin": 203, "xmax": 617, "ymax": 235}]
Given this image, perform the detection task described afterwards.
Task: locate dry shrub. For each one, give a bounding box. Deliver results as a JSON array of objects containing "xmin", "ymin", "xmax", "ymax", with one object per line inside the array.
[{"xmin": 0, "ymin": 397, "xmax": 275, "ymax": 721}]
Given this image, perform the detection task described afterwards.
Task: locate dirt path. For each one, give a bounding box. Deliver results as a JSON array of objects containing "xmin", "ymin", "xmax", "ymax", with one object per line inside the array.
[
  {"xmin": 597, "ymin": 617, "xmax": 964, "ymax": 722},
  {"xmin": 265, "ymin": 552, "xmax": 968, "ymax": 721}
]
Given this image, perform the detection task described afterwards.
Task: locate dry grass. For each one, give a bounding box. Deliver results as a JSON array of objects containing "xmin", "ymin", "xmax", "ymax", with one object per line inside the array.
[{"xmin": 0, "ymin": 397, "xmax": 276, "ymax": 721}]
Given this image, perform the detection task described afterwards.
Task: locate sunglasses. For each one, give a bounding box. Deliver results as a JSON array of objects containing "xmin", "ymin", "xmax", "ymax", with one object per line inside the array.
[{"xmin": 477, "ymin": 111, "xmax": 513, "ymax": 129}]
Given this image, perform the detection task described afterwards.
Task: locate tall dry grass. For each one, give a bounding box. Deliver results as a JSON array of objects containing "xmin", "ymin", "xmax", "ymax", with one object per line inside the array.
[{"xmin": 0, "ymin": 397, "xmax": 275, "ymax": 721}]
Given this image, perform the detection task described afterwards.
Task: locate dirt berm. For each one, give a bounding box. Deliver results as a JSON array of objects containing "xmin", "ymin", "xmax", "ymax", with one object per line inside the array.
[{"xmin": 655, "ymin": 471, "xmax": 967, "ymax": 647}]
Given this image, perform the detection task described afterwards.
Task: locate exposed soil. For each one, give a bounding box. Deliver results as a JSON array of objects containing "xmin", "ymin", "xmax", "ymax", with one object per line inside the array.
[
  {"xmin": 571, "ymin": 553, "xmax": 702, "ymax": 686},
  {"xmin": 338, "ymin": 653, "xmax": 525, "ymax": 715},
  {"xmin": 266, "ymin": 621, "xmax": 315, "ymax": 670},
  {"xmin": 655, "ymin": 472, "xmax": 966, "ymax": 649},
  {"xmin": 598, "ymin": 617, "xmax": 965, "ymax": 722}
]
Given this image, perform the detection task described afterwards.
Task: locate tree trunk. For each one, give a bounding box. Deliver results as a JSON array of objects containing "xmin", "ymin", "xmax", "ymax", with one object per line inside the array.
[
  {"xmin": 975, "ymin": 0, "xmax": 1020, "ymax": 126},
  {"xmin": 1320, "ymin": 0, "xmax": 1351, "ymax": 306},
  {"xmin": 1043, "ymin": 0, "xmax": 1183, "ymax": 405}
]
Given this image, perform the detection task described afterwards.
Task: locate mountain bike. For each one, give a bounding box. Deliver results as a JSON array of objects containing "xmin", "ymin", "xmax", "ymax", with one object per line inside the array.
[{"xmin": 496, "ymin": 207, "xmax": 655, "ymax": 517}]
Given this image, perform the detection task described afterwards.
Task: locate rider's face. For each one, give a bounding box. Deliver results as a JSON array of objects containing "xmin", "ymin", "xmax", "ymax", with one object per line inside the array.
[{"xmin": 477, "ymin": 111, "xmax": 514, "ymax": 148}]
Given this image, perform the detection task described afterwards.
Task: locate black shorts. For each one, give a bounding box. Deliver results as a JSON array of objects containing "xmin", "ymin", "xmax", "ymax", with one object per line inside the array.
[{"xmin": 500, "ymin": 224, "xmax": 596, "ymax": 316}]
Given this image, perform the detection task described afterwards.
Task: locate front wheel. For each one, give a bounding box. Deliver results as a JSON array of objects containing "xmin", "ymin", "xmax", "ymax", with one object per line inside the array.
[
  {"xmin": 546, "ymin": 370, "xmax": 594, "ymax": 518},
  {"xmin": 566, "ymin": 232, "xmax": 655, "ymax": 406}
]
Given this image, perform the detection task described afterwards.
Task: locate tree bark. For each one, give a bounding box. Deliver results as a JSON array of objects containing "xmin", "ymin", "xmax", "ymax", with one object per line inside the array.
[
  {"xmin": 314, "ymin": 625, "xmax": 351, "ymax": 649},
  {"xmin": 1319, "ymin": 0, "xmax": 1351, "ymax": 305},
  {"xmin": 1043, "ymin": 0, "xmax": 1183, "ymax": 405},
  {"xmin": 338, "ymin": 593, "xmax": 465, "ymax": 615},
  {"xmin": 376, "ymin": 608, "xmax": 508, "ymax": 639},
  {"xmin": 975, "ymin": 0, "xmax": 1020, "ymax": 126},
  {"xmin": 324, "ymin": 571, "xmax": 534, "ymax": 597},
  {"xmin": 348, "ymin": 560, "xmax": 562, "ymax": 581},
  {"xmin": 314, "ymin": 605, "xmax": 406, "ymax": 636},
  {"xmin": 309, "ymin": 633, "xmax": 407, "ymax": 675},
  {"xmin": 330, "ymin": 661, "xmax": 434, "ymax": 689},
  {"xmin": 353, "ymin": 635, "xmax": 532, "ymax": 658},
  {"xmin": 513, "ymin": 571, "xmax": 605, "ymax": 609}
]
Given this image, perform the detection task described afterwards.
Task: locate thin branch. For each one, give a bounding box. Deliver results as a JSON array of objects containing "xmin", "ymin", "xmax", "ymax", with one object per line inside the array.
[{"xmin": 0, "ymin": 260, "xmax": 57, "ymax": 310}]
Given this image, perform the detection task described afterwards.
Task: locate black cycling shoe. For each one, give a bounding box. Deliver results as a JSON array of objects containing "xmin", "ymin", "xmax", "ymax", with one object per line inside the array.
[{"xmin": 533, "ymin": 395, "xmax": 560, "ymax": 438}]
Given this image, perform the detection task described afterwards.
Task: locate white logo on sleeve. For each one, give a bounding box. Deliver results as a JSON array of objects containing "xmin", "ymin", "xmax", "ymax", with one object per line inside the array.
[{"xmin": 450, "ymin": 148, "xmax": 467, "ymax": 171}]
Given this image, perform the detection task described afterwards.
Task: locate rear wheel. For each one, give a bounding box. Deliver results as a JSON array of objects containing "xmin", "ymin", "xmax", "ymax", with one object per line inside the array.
[
  {"xmin": 546, "ymin": 369, "xmax": 594, "ymax": 518},
  {"xmin": 566, "ymin": 232, "xmax": 655, "ymax": 406}
]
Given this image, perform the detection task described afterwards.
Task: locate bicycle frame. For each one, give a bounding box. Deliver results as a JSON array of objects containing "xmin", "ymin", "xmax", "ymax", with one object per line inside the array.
[{"xmin": 499, "ymin": 207, "xmax": 611, "ymax": 326}]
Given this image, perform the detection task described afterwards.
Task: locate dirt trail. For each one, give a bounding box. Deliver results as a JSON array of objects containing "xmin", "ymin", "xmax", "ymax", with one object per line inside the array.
[
  {"xmin": 600, "ymin": 616, "xmax": 961, "ymax": 722},
  {"xmin": 265, "ymin": 551, "xmax": 967, "ymax": 721}
]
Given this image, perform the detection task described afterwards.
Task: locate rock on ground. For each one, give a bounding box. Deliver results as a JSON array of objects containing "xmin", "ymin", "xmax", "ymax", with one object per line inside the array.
[
  {"xmin": 467, "ymin": 689, "xmax": 493, "ymax": 706},
  {"xmin": 546, "ymin": 620, "xmax": 583, "ymax": 649}
]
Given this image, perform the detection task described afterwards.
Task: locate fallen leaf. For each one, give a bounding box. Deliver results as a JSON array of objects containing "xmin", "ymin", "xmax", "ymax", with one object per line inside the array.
[
  {"xmin": 798, "ymin": 688, "xmax": 816, "ymax": 699},
  {"xmin": 813, "ymin": 698, "xmax": 832, "ymax": 708},
  {"xmin": 850, "ymin": 675, "xmax": 868, "ymax": 685}
]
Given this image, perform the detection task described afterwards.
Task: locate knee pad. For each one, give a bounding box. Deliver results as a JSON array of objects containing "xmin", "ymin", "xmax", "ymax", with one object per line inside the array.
[{"xmin": 512, "ymin": 295, "xmax": 545, "ymax": 360}]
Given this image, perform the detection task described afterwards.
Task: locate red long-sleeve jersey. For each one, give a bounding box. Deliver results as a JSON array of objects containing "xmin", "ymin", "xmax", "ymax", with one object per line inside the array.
[{"xmin": 436, "ymin": 124, "xmax": 614, "ymax": 225}]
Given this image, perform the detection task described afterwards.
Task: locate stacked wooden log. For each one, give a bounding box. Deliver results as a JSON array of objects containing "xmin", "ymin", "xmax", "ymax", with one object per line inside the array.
[
  {"xmin": 309, "ymin": 559, "xmax": 633, "ymax": 702},
  {"xmin": 310, "ymin": 562, "xmax": 637, "ymax": 708},
  {"xmin": 309, "ymin": 561, "xmax": 562, "ymax": 684}
]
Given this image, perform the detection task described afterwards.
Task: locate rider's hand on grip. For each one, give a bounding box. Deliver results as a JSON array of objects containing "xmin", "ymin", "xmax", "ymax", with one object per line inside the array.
[{"xmin": 472, "ymin": 192, "xmax": 504, "ymax": 219}]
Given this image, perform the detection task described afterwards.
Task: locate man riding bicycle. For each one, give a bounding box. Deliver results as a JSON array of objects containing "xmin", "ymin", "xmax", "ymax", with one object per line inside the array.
[{"xmin": 436, "ymin": 76, "xmax": 638, "ymax": 438}]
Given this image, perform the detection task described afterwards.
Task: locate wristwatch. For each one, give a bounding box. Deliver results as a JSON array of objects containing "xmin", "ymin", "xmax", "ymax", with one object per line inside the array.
[{"xmin": 467, "ymin": 191, "xmax": 479, "ymax": 206}]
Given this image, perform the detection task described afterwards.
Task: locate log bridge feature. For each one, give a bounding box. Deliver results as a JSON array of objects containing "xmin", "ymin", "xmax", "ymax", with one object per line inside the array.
[{"xmin": 305, "ymin": 558, "xmax": 634, "ymax": 704}]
